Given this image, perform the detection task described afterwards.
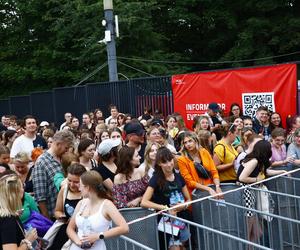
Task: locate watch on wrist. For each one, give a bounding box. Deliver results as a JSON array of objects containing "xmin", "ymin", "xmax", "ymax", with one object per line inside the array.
[{"xmin": 99, "ymin": 232, "xmax": 105, "ymax": 240}]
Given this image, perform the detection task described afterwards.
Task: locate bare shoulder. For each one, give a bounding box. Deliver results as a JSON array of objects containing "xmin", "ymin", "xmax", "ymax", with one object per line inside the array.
[
  {"xmin": 244, "ymin": 158, "xmax": 258, "ymax": 168},
  {"xmin": 113, "ymin": 174, "xmax": 123, "ymax": 184}
]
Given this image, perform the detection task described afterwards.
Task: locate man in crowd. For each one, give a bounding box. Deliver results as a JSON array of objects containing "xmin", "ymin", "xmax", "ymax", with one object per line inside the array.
[
  {"xmin": 32, "ymin": 130, "xmax": 75, "ymax": 219},
  {"xmin": 105, "ymin": 104, "xmax": 119, "ymax": 124},
  {"xmin": 10, "ymin": 115, "xmax": 47, "ymax": 158},
  {"xmin": 205, "ymin": 102, "xmax": 227, "ymax": 140},
  {"xmin": 124, "ymin": 121, "xmax": 146, "ymax": 162},
  {"xmin": 0, "ymin": 115, "xmax": 10, "ymax": 131},
  {"xmin": 252, "ymin": 106, "xmax": 271, "ymax": 140},
  {"xmin": 108, "ymin": 118, "xmax": 118, "ymax": 130},
  {"xmin": 81, "ymin": 113, "xmax": 95, "ymax": 132},
  {"xmin": 59, "ymin": 112, "xmax": 72, "ymax": 130}
]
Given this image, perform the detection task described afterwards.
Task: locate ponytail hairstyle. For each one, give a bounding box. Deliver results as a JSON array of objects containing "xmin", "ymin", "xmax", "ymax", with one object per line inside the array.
[{"xmin": 80, "ymin": 171, "xmax": 112, "ymax": 201}]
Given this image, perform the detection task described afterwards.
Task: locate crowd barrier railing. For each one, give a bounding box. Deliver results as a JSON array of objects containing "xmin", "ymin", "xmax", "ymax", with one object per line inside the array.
[
  {"xmin": 105, "ymin": 207, "xmax": 159, "ymax": 250},
  {"xmin": 105, "ymin": 170, "xmax": 300, "ymax": 250}
]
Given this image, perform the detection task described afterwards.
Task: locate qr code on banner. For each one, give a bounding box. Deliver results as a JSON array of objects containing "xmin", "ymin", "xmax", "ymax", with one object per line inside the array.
[{"xmin": 242, "ymin": 92, "xmax": 275, "ymax": 117}]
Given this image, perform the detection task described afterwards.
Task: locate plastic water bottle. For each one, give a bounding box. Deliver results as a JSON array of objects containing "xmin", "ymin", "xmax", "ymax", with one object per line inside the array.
[
  {"xmin": 82, "ymin": 218, "xmax": 92, "ymax": 236},
  {"xmin": 175, "ymin": 191, "xmax": 185, "ymax": 204},
  {"xmin": 179, "ymin": 192, "xmax": 185, "ymax": 203},
  {"xmin": 26, "ymin": 224, "xmax": 38, "ymax": 248},
  {"xmin": 169, "ymin": 192, "xmax": 177, "ymax": 205},
  {"xmin": 65, "ymin": 204, "xmax": 75, "ymax": 216}
]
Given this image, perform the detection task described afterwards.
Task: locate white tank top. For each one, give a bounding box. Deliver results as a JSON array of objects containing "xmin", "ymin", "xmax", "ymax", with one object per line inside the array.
[{"xmin": 70, "ymin": 199, "xmax": 111, "ymax": 250}]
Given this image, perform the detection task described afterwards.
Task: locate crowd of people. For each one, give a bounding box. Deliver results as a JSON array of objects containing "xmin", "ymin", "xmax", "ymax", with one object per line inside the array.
[{"xmin": 0, "ymin": 102, "xmax": 299, "ymax": 250}]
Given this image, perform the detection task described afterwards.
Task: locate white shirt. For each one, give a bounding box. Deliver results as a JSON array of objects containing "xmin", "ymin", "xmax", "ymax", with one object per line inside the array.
[{"xmin": 10, "ymin": 135, "xmax": 34, "ymax": 158}]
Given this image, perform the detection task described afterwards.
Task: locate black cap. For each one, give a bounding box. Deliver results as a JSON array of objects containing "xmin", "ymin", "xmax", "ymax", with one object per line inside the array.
[
  {"xmin": 124, "ymin": 122, "xmax": 145, "ymax": 136},
  {"xmin": 208, "ymin": 102, "xmax": 220, "ymax": 112},
  {"xmin": 150, "ymin": 119, "xmax": 164, "ymax": 127}
]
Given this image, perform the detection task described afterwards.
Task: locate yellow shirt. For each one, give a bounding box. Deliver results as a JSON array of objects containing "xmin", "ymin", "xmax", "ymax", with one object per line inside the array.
[{"xmin": 214, "ymin": 139, "xmax": 238, "ymax": 182}]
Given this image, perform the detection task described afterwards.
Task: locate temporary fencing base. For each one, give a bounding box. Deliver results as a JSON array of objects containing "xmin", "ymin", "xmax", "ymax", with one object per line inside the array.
[{"xmin": 105, "ymin": 170, "xmax": 300, "ymax": 250}]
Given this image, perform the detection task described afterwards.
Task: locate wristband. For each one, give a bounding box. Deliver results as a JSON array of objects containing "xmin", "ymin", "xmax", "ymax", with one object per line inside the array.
[{"xmin": 21, "ymin": 239, "xmax": 32, "ymax": 250}]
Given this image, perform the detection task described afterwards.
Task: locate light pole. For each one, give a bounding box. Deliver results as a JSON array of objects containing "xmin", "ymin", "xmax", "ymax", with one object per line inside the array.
[{"xmin": 103, "ymin": 0, "xmax": 118, "ymax": 82}]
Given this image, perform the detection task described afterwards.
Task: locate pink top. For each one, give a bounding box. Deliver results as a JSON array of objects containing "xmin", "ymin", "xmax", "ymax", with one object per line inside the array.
[
  {"xmin": 112, "ymin": 175, "xmax": 149, "ymax": 208},
  {"xmin": 271, "ymin": 144, "xmax": 287, "ymax": 162}
]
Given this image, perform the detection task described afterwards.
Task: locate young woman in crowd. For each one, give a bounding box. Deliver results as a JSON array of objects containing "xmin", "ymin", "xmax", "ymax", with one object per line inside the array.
[
  {"xmin": 41, "ymin": 128, "xmax": 55, "ymax": 143},
  {"xmin": 48, "ymin": 164, "xmax": 87, "ymax": 250},
  {"xmin": 287, "ymin": 128, "xmax": 300, "ymax": 166},
  {"xmin": 112, "ymin": 146, "xmax": 149, "ymax": 208},
  {"xmin": 286, "ymin": 115, "xmax": 300, "ymax": 144},
  {"xmin": 0, "ymin": 145, "xmax": 10, "ymax": 168},
  {"xmin": 94, "ymin": 124, "xmax": 107, "ymax": 147},
  {"xmin": 109, "ymin": 127, "xmax": 123, "ymax": 143},
  {"xmin": 213, "ymin": 124, "xmax": 239, "ymax": 183},
  {"xmin": 139, "ymin": 142, "xmax": 160, "ymax": 178},
  {"xmin": 78, "ymin": 139, "xmax": 97, "ymax": 171},
  {"xmin": 67, "ymin": 171, "xmax": 129, "ymax": 250},
  {"xmin": 173, "ymin": 113, "xmax": 188, "ymax": 152},
  {"xmin": 269, "ymin": 112, "xmax": 283, "ymax": 132},
  {"xmin": 13, "ymin": 152, "xmax": 33, "ymax": 194},
  {"xmin": 236, "ymin": 127, "xmax": 255, "ymax": 153},
  {"xmin": 116, "ymin": 113, "xmax": 125, "ymax": 130},
  {"xmin": 93, "ymin": 139, "xmax": 120, "ymax": 192},
  {"xmin": 141, "ymin": 147, "xmax": 191, "ymax": 250},
  {"xmin": 232, "ymin": 117, "xmax": 244, "ymax": 148},
  {"xmin": 0, "ymin": 170, "xmax": 38, "ymax": 249},
  {"xmin": 228, "ymin": 103, "xmax": 242, "ymax": 122},
  {"xmin": 93, "ymin": 109, "xmax": 103, "ymax": 124},
  {"xmin": 124, "ymin": 114, "xmax": 133, "ymax": 124},
  {"xmin": 270, "ymin": 128, "xmax": 294, "ymax": 168},
  {"xmin": 165, "ymin": 115, "xmax": 178, "ymax": 141},
  {"xmin": 99, "ymin": 130, "xmax": 109, "ymax": 143},
  {"xmin": 242, "ymin": 116, "xmax": 253, "ymax": 129},
  {"xmin": 238, "ymin": 140, "xmax": 287, "ymax": 243},
  {"xmin": 70, "ymin": 117, "xmax": 80, "ymax": 132},
  {"xmin": 177, "ymin": 131, "xmax": 222, "ymax": 197},
  {"xmin": 193, "ymin": 115, "xmax": 217, "ymax": 148},
  {"xmin": 147, "ymin": 127, "xmax": 177, "ymax": 154},
  {"xmin": 197, "ymin": 130, "xmax": 214, "ymax": 155}
]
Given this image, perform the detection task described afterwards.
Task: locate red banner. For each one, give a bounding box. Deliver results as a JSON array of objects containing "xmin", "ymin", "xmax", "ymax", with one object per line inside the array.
[{"xmin": 172, "ymin": 63, "xmax": 297, "ymax": 129}]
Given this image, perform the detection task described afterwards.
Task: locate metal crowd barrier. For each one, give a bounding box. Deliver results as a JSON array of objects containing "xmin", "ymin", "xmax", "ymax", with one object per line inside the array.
[
  {"xmin": 105, "ymin": 174, "xmax": 300, "ymax": 250},
  {"xmin": 105, "ymin": 207, "xmax": 159, "ymax": 250}
]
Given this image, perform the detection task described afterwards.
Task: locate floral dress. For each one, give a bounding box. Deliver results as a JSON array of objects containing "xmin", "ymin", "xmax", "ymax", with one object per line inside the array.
[{"xmin": 112, "ymin": 175, "xmax": 149, "ymax": 208}]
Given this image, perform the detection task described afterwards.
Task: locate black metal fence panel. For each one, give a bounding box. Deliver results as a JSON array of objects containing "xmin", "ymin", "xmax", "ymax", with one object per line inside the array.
[
  {"xmin": 30, "ymin": 91, "xmax": 55, "ymax": 123},
  {"xmin": 10, "ymin": 95, "xmax": 31, "ymax": 118},
  {"xmin": 53, "ymin": 86, "xmax": 88, "ymax": 125},
  {"xmin": 86, "ymin": 82, "xmax": 114, "ymax": 118},
  {"xmin": 0, "ymin": 99, "xmax": 10, "ymax": 116}
]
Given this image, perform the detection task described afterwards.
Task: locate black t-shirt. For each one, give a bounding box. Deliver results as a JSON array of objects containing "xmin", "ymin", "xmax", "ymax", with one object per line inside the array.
[
  {"xmin": 33, "ymin": 135, "xmax": 47, "ymax": 149},
  {"xmin": 0, "ymin": 216, "xmax": 24, "ymax": 250},
  {"xmin": 93, "ymin": 163, "xmax": 115, "ymax": 182},
  {"xmin": 148, "ymin": 172, "xmax": 186, "ymax": 207}
]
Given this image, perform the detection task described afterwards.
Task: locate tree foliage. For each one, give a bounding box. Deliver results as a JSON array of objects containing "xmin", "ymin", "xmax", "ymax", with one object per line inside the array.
[{"xmin": 0, "ymin": 0, "xmax": 299, "ymax": 97}]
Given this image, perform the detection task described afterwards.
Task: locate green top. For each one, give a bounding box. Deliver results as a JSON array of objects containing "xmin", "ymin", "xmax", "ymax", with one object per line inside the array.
[
  {"xmin": 20, "ymin": 192, "xmax": 40, "ymax": 223},
  {"xmin": 232, "ymin": 135, "xmax": 241, "ymax": 148},
  {"xmin": 54, "ymin": 172, "xmax": 65, "ymax": 191}
]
